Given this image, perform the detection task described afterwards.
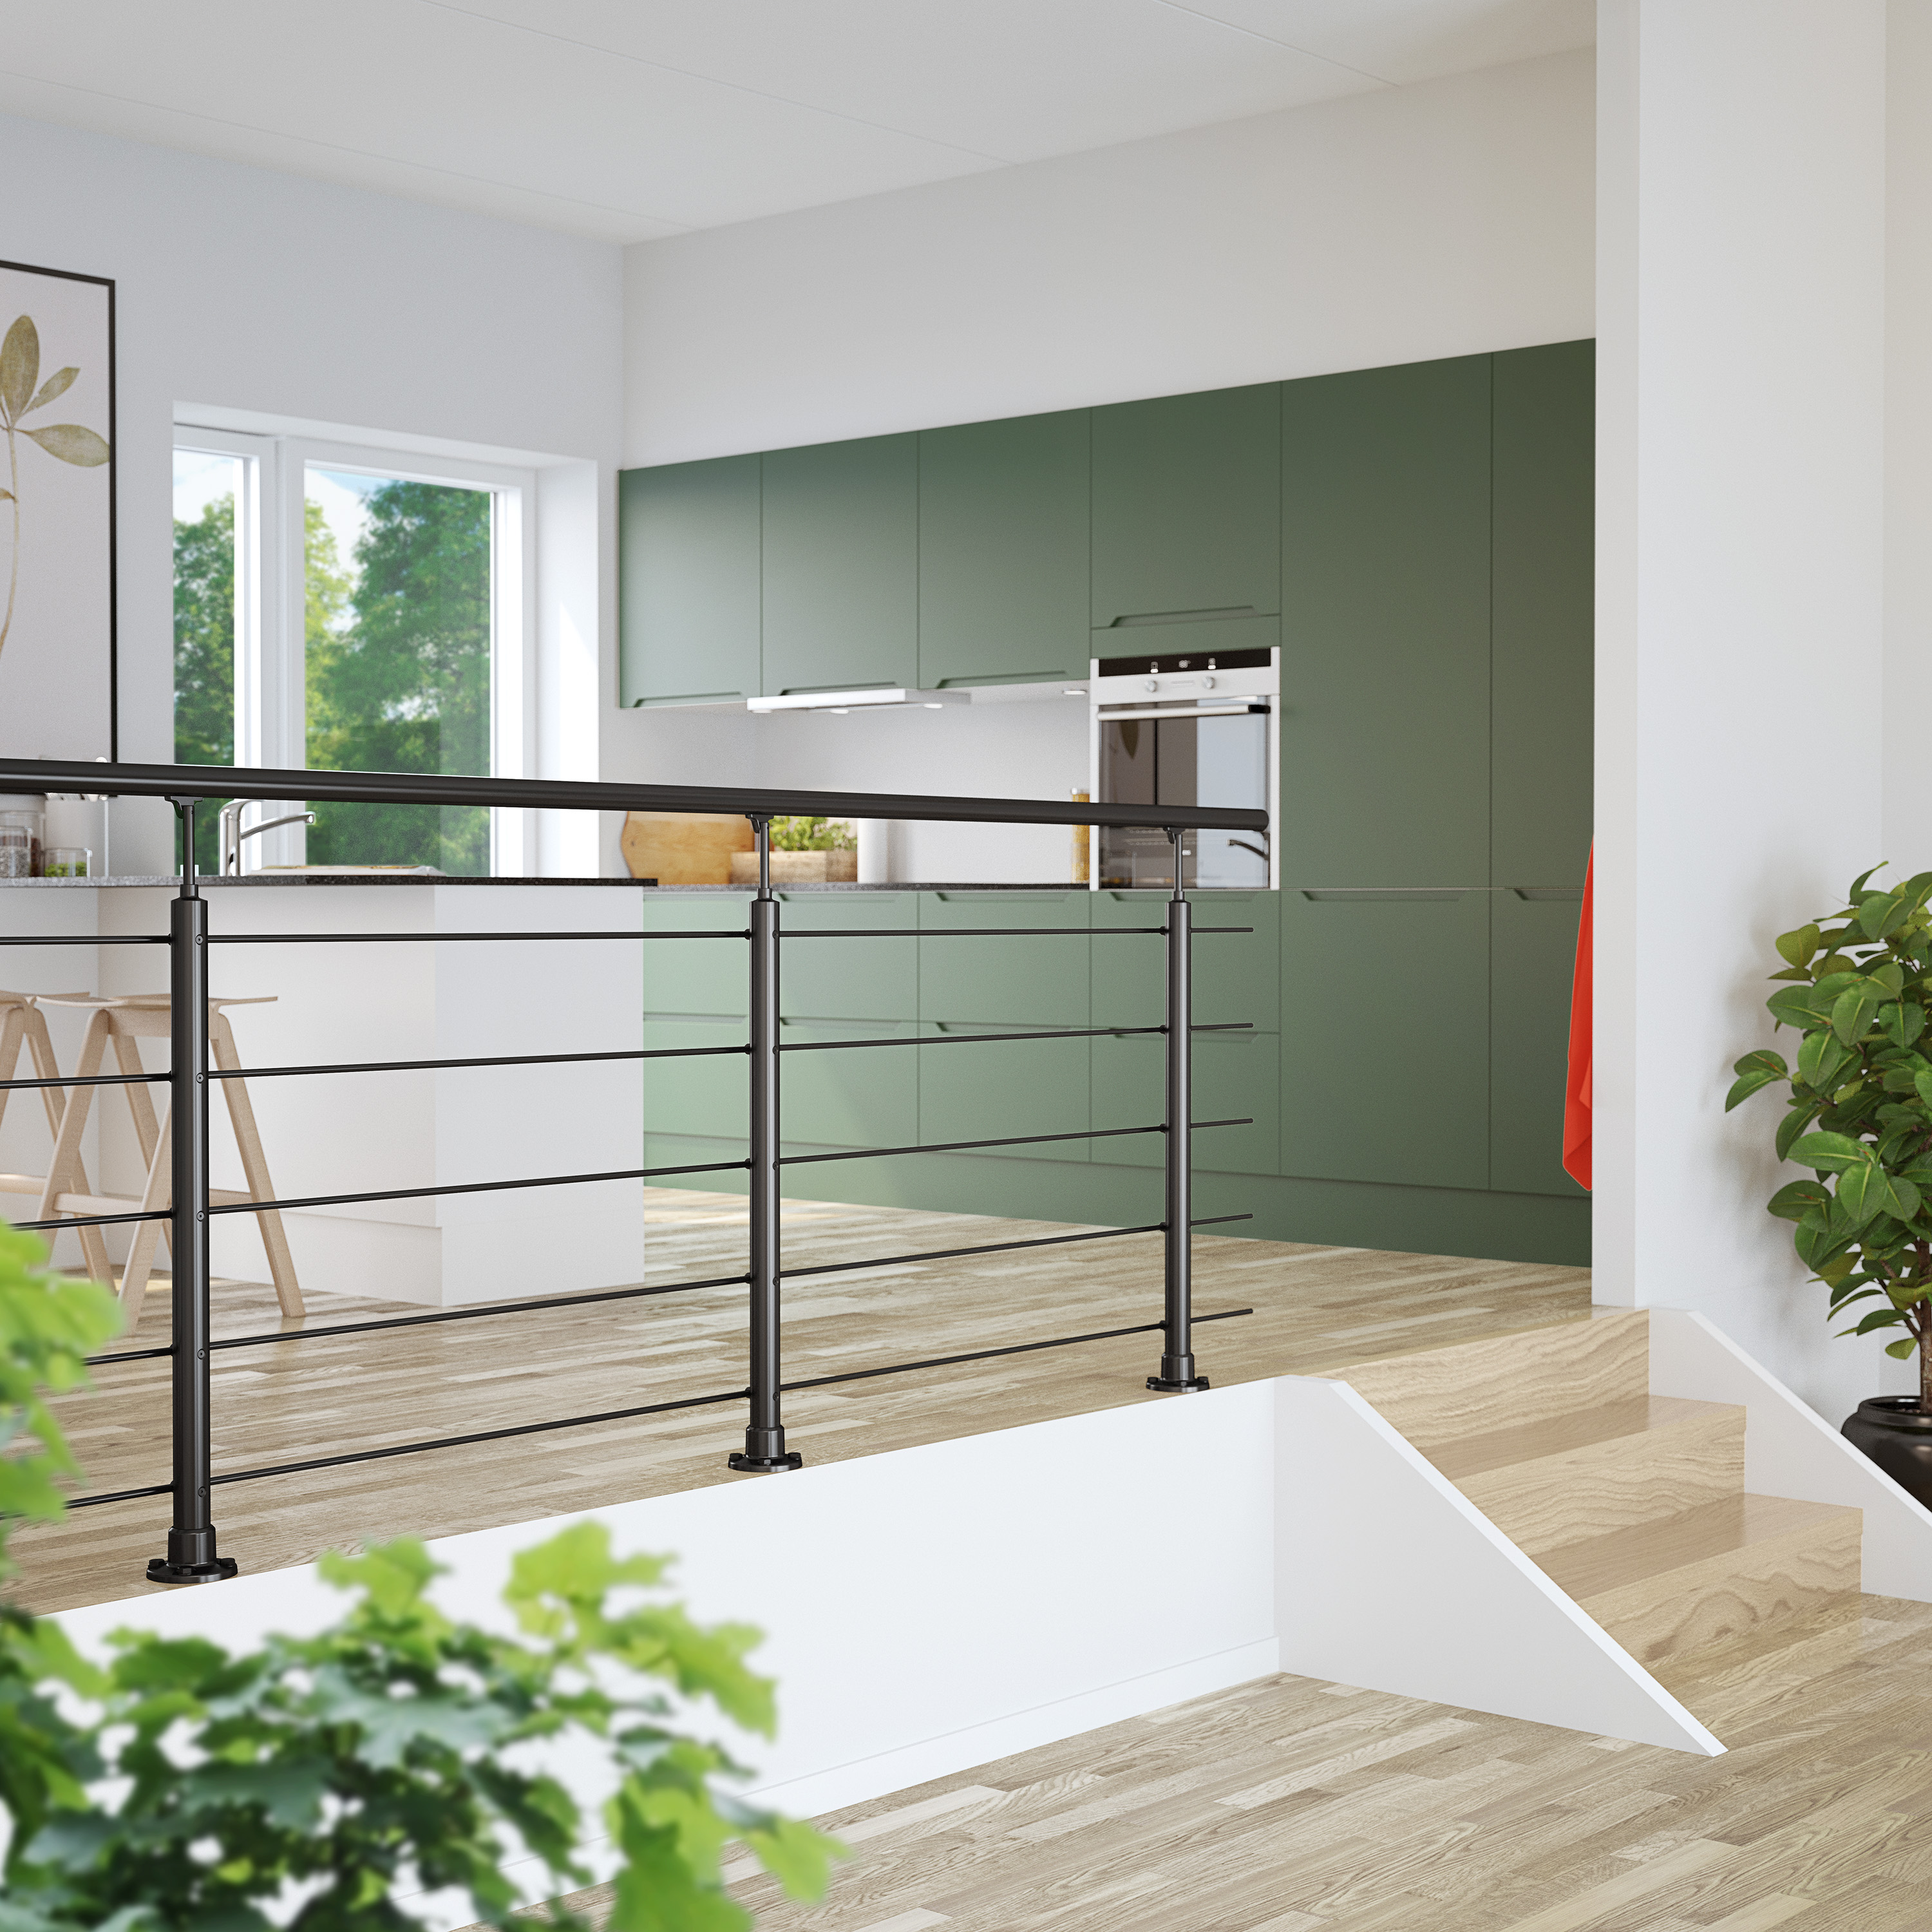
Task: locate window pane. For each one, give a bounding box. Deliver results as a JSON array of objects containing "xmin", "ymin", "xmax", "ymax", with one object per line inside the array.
[
  {"xmin": 173, "ymin": 448, "xmax": 240, "ymax": 875},
  {"xmin": 305, "ymin": 469, "xmax": 492, "ymax": 875}
]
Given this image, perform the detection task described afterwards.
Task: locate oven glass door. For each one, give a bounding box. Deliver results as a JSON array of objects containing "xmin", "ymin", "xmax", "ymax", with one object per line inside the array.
[{"xmin": 1097, "ymin": 710, "xmax": 1270, "ymax": 889}]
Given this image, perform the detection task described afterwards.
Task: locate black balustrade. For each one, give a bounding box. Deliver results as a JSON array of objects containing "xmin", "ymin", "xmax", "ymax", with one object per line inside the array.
[{"xmin": 0, "ymin": 757, "xmax": 1267, "ymax": 1582}]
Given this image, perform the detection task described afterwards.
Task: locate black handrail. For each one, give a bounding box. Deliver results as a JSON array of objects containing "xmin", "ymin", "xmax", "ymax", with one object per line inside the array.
[{"xmin": 3, "ymin": 761, "xmax": 1268, "ymax": 1577}]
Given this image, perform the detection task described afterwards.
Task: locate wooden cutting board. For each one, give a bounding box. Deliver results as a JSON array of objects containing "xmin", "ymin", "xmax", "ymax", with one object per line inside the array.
[{"xmin": 620, "ymin": 811, "xmax": 753, "ymax": 884}]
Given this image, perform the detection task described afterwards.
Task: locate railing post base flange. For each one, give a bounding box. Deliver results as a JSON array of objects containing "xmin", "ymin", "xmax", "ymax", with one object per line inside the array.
[
  {"xmin": 1147, "ymin": 1359, "xmax": 1210, "ymax": 1394},
  {"xmin": 728, "ymin": 1451, "xmax": 804, "ymax": 1473},
  {"xmin": 147, "ymin": 1526, "xmax": 238, "ymax": 1585}
]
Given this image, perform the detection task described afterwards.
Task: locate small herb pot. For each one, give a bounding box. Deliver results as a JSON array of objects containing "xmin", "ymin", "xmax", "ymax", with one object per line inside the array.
[{"xmin": 1842, "ymin": 1397, "xmax": 1932, "ymax": 1509}]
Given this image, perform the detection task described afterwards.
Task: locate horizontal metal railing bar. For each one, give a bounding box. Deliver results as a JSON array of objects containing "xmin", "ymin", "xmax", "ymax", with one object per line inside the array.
[
  {"xmin": 207, "ymin": 1385, "xmax": 752, "ymax": 1489},
  {"xmin": 0, "ymin": 934, "xmax": 168, "ymax": 945},
  {"xmin": 203, "ymin": 1272, "xmax": 752, "ymax": 1352},
  {"xmin": 781, "ymin": 1116, "xmax": 1251, "ymax": 1168},
  {"xmin": 206, "ymin": 1042, "xmax": 751, "ymax": 1082},
  {"xmin": 781, "ymin": 1023, "xmax": 1165, "ymax": 1054},
  {"xmin": 63, "ymin": 1480, "xmax": 175, "ymax": 1512},
  {"xmin": 0, "ymin": 1068, "xmax": 167, "ymax": 1093},
  {"xmin": 84, "ymin": 1343, "xmax": 176, "ymax": 1367},
  {"xmin": 211, "ymin": 929, "xmax": 749, "ymax": 945},
  {"xmin": 781, "ymin": 1305, "xmax": 1255, "ymax": 1394},
  {"xmin": 202, "ymin": 1157, "xmax": 750, "ymax": 1218},
  {"xmin": 777, "ymin": 1209, "xmax": 1252, "ymax": 1280},
  {"xmin": 8, "ymin": 1206, "xmax": 172, "ymax": 1233},
  {"xmin": 0, "ymin": 757, "xmax": 1269, "ymax": 835}
]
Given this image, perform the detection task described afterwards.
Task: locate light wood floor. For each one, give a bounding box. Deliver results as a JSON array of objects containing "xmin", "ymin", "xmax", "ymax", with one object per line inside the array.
[
  {"xmin": 531, "ymin": 1592, "xmax": 1932, "ymax": 1932},
  {"xmin": 10, "ymin": 1189, "xmax": 1589, "ymax": 1614}
]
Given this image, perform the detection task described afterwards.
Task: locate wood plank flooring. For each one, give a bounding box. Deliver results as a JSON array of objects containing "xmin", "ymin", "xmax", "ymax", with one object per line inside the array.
[
  {"xmin": 518, "ymin": 1592, "xmax": 1932, "ymax": 1932},
  {"xmin": 8, "ymin": 1188, "xmax": 1590, "ymax": 1614}
]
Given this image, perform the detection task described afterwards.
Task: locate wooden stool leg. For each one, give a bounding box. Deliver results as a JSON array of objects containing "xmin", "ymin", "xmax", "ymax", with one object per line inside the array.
[
  {"xmin": 213, "ymin": 1012, "xmax": 303, "ymax": 1320},
  {"xmin": 118, "ymin": 1097, "xmax": 173, "ymax": 1329},
  {"xmin": 24, "ymin": 1007, "xmax": 114, "ymax": 1282},
  {"xmin": 111, "ymin": 1027, "xmax": 172, "ymax": 1262},
  {"xmin": 36, "ymin": 1011, "xmax": 112, "ymax": 1283},
  {"xmin": 0, "ymin": 1003, "xmax": 24, "ymax": 1141}
]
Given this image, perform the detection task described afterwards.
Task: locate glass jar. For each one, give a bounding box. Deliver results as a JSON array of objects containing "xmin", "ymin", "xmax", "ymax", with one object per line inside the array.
[
  {"xmin": 0, "ymin": 810, "xmax": 41, "ymax": 878},
  {"xmin": 44, "ymin": 846, "xmax": 90, "ymax": 878}
]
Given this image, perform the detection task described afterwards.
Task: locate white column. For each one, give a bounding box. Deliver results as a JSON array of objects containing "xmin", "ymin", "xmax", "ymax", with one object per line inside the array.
[{"xmin": 1595, "ymin": 0, "xmax": 1891, "ymax": 1418}]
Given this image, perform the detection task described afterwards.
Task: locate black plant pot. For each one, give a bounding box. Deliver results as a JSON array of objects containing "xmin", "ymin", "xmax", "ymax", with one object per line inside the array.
[{"xmin": 1842, "ymin": 1397, "xmax": 1932, "ymax": 1509}]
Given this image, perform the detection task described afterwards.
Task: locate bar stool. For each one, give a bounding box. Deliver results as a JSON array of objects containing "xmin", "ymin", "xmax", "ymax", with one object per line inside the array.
[
  {"xmin": 34, "ymin": 994, "xmax": 305, "ymax": 1326},
  {"xmin": 0, "ymin": 989, "xmax": 113, "ymax": 1282}
]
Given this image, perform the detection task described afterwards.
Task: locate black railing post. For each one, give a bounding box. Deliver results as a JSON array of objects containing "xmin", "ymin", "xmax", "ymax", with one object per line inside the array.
[
  {"xmin": 1150, "ymin": 828, "xmax": 1208, "ymax": 1393},
  {"xmin": 730, "ymin": 816, "xmax": 800, "ymax": 1472},
  {"xmin": 147, "ymin": 799, "xmax": 237, "ymax": 1582}
]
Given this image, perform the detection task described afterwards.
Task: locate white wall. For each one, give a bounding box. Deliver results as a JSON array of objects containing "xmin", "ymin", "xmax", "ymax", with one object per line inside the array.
[
  {"xmin": 1594, "ymin": 1, "xmax": 1896, "ymax": 1420},
  {"xmin": 0, "ymin": 111, "xmax": 623, "ymax": 872},
  {"xmin": 606, "ymin": 46, "xmax": 1596, "ymax": 856}
]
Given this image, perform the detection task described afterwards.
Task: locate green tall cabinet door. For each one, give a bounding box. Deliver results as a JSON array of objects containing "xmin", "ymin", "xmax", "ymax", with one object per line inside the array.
[
  {"xmin": 1279, "ymin": 356, "xmax": 1492, "ymax": 885},
  {"xmin": 618, "ymin": 457, "xmax": 762, "ymax": 706},
  {"xmin": 1491, "ymin": 891, "xmax": 1587, "ymax": 1197},
  {"xmin": 919, "ymin": 412, "xmax": 1090, "ymax": 689},
  {"xmin": 1490, "ymin": 339, "xmax": 1593, "ymax": 1198},
  {"xmin": 1279, "ymin": 889, "xmax": 1490, "ymax": 1189},
  {"xmin": 762, "ymin": 435, "xmax": 918, "ymax": 696},
  {"xmin": 1091, "ymin": 385, "xmax": 1280, "ymax": 629}
]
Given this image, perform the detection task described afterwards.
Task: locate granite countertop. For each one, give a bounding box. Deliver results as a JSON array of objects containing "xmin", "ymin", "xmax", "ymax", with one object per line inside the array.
[{"xmin": 0, "ymin": 875, "xmax": 1090, "ymax": 891}]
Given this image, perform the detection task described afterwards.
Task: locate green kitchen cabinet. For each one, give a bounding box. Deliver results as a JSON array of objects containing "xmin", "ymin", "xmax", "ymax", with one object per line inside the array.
[
  {"xmin": 1091, "ymin": 385, "xmax": 1281, "ymax": 630},
  {"xmin": 641, "ymin": 1017, "xmax": 747, "ymax": 1150},
  {"xmin": 640, "ymin": 895, "xmax": 747, "ymax": 1159},
  {"xmin": 919, "ymin": 412, "xmax": 1090, "ymax": 689},
  {"xmin": 919, "ymin": 891, "xmax": 1091, "ymax": 1162},
  {"xmin": 639, "ymin": 895, "xmax": 749, "ymax": 1020},
  {"xmin": 1490, "ymin": 889, "xmax": 1588, "ymax": 1197},
  {"xmin": 777, "ymin": 893, "xmax": 918, "ymax": 1024},
  {"xmin": 779, "ymin": 1018, "xmax": 920, "ymax": 1155},
  {"xmin": 1278, "ymin": 888, "xmax": 1490, "ymax": 1190},
  {"xmin": 1278, "ymin": 355, "xmax": 1492, "ymax": 886},
  {"xmin": 1493, "ymin": 341, "xmax": 1595, "ymax": 891},
  {"xmin": 618, "ymin": 457, "xmax": 762, "ymax": 706},
  {"xmin": 1090, "ymin": 890, "xmax": 1280, "ymax": 1034},
  {"xmin": 1092, "ymin": 1026, "xmax": 1280, "ymax": 1177},
  {"xmin": 761, "ymin": 435, "xmax": 918, "ymax": 696}
]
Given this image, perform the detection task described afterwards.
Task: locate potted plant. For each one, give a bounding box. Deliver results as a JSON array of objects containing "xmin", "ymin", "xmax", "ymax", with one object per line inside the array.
[
  {"xmin": 728, "ymin": 816, "xmax": 858, "ymax": 886},
  {"xmin": 1728, "ymin": 866, "xmax": 1932, "ymax": 1504},
  {"xmin": 0, "ymin": 1218, "xmax": 842, "ymax": 1928}
]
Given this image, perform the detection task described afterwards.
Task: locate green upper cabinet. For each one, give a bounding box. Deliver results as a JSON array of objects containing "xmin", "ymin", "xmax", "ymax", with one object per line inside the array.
[
  {"xmin": 1279, "ymin": 355, "xmax": 1492, "ymax": 886},
  {"xmin": 918, "ymin": 412, "xmax": 1090, "ymax": 689},
  {"xmin": 1492, "ymin": 341, "xmax": 1595, "ymax": 891},
  {"xmin": 1090, "ymin": 384, "xmax": 1281, "ymax": 630},
  {"xmin": 761, "ymin": 435, "xmax": 918, "ymax": 696},
  {"xmin": 618, "ymin": 456, "xmax": 762, "ymax": 707}
]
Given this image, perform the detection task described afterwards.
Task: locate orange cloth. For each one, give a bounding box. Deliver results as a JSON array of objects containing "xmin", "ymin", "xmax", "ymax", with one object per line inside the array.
[{"xmin": 1562, "ymin": 851, "xmax": 1593, "ymax": 1191}]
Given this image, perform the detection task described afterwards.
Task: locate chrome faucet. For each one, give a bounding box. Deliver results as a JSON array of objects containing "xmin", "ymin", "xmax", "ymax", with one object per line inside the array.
[{"xmin": 218, "ymin": 800, "xmax": 317, "ymax": 875}]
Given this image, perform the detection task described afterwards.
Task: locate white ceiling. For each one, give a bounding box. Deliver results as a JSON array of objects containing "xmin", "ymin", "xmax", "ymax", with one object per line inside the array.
[{"xmin": 0, "ymin": 0, "xmax": 1593, "ymax": 245}]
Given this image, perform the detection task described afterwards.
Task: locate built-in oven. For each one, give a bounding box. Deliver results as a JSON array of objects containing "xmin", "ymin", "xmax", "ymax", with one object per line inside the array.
[{"xmin": 1088, "ymin": 645, "xmax": 1278, "ymax": 891}]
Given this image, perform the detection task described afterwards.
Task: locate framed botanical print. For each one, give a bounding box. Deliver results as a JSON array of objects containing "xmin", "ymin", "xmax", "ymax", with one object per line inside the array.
[{"xmin": 0, "ymin": 258, "xmax": 115, "ymax": 761}]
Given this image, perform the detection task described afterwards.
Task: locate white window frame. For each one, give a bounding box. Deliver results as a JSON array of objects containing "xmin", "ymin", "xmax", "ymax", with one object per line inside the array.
[{"xmin": 173, "ymin": 424, "xmax": 536, "ymax": 874}]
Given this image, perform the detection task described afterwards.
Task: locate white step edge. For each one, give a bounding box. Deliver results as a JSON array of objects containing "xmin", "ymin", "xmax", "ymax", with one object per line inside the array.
[
  {"xmin": 1276, "ymin": 1374, "xmax": 1724, "ymax": 1756},
  {"xmin": 1648, "ymin": 1305, "xmax": 1932, "ymax": 1602}
]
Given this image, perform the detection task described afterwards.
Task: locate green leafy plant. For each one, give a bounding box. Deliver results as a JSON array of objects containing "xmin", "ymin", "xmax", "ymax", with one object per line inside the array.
[
  {"xmin": 1727, "ymin": 866, "xmax": 1932, "ymax": 1408},
  {"xmin": 0, "ymin": 314, "xmax": 113, "ymax": 665},
  {"xmin": 768, "ymin": 817, "xmax": 854, "ymax": 853},
  {"xmin": 0, "ymin": 1222, "xmax": 842, "ymax": 1929}
]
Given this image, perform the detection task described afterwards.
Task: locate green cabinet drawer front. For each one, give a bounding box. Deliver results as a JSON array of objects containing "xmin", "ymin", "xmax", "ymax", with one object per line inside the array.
[
  {"xmin": 641, "ymin": 896, "xmax": 750, "ymax": 1019},
  {"xmin": 1280, "ymin": 889, "xmax": 1490, "ymax": 1189},
  {"xmin": 1280, "ymin": 355, "xmax": 1491, "ymax": 886},
  {"xmin": 777, "ymin": 893, "xmax": 917, "ymax": 1023},
  {"xmin": 641, "ymin": 1018, "xmax": 746, "ymax": 1142},
  {"xmin": 919, "ymin": 893, "xmax": 1090, "ymax": 1030},
  {"xmin": 780, "ymin": 1019, "xmax": 919, "ymax": 1153},
  {"xmin": 1090, "ymin": 890, "xmax": 1279, "ymax": 1033},
  {"xmin": 1493, "ymin": 340, "xmax": 1595, "ymax": 890},
  {"xmin": 761, "ymin": 435, "xmax": 918, "ymax": 696},
  {"xmin": 919, "ymin": 1034, "xmax": 1090, "ymax": 1163},
  {"xmin": 1092, "ymin": 384, "xmax": 1281, "ymax": 628},
  {"xmin": 919, "ymin": 411, "xmax": 1090, "ymax": 689},
  {"xmin": 1490, "ymin": 891, "xmax": 1588, "ymax": 1197},
  {"xmin": 618, "ymin": 457, "xmax": 762, "ymax": 706},
  {"xmin": 1091, "ymin": 1028, "xmax": 1280, "ymax": 1175}
]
